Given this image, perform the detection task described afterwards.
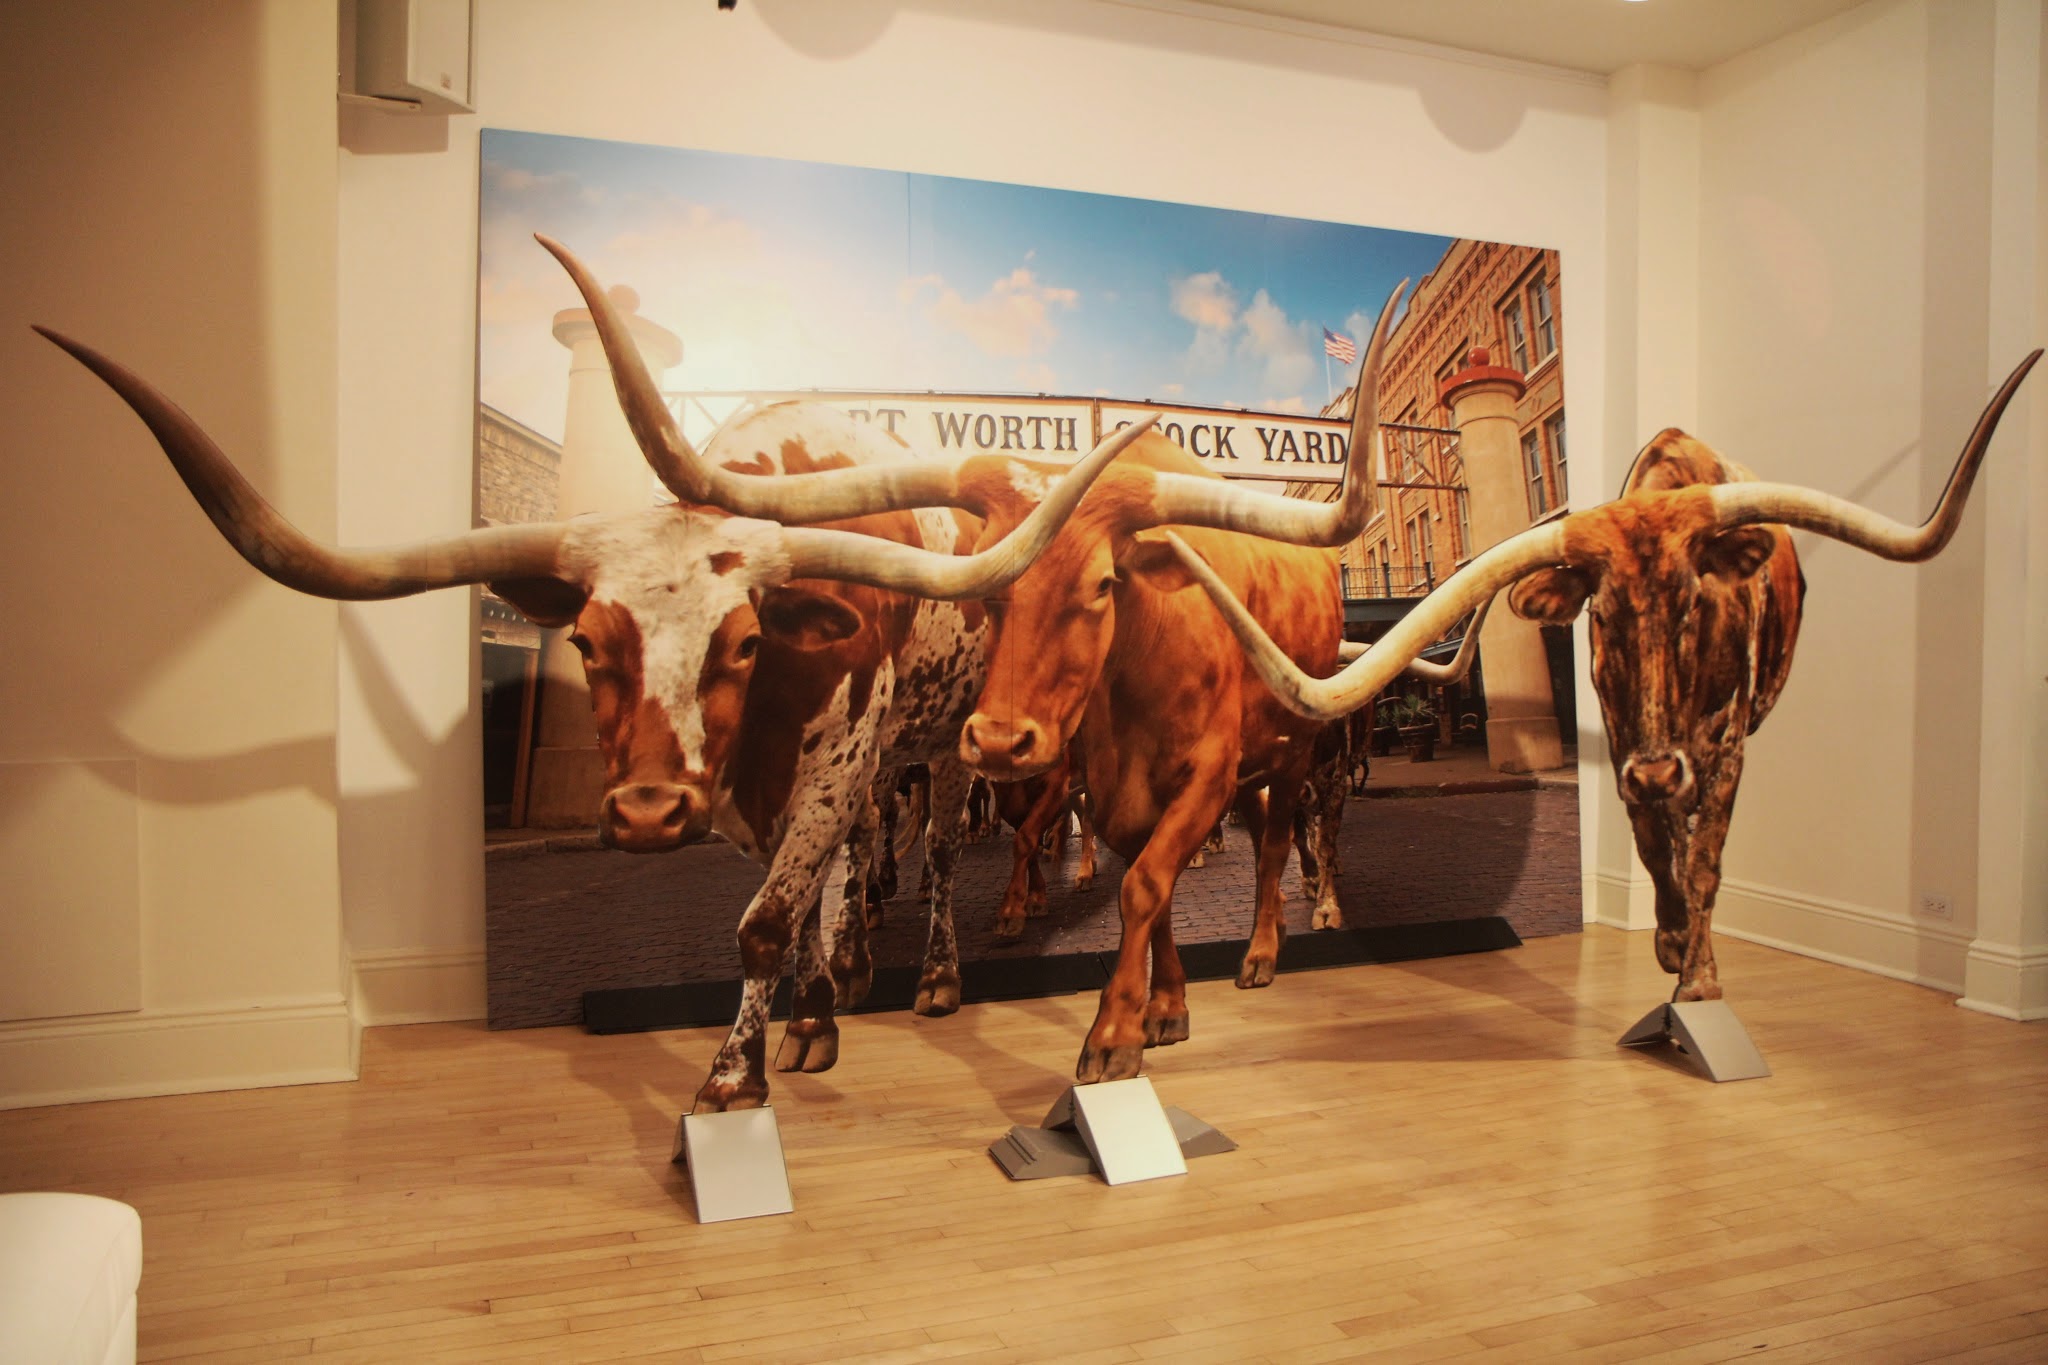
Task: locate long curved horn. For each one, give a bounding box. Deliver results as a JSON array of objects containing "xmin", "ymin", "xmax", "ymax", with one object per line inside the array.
[
  {"xmin": 539, "ymin": 234, "xmax": 975, "ymax": 521},
  {"xmin": 36, "ymin": 327, "xmax": 569, "ymax": 599},
  {"xmin": 1705, "ymin": 348, "xmax": 2040, "ymax": 556},
  {"xmin": 1337, "ymin": 592, "xmax": 1495, "ymax": 683},
  {"xmin": 1168, "ymin": 522, "xmax": 1566, "ymax": 720},
  {"xmin": 1138, "ymin": 280, "xmax": 1405, "ymax": 544},
  {"xmin": 777, "ymin": 415, "xmax": 1159, "ymax": 596}
]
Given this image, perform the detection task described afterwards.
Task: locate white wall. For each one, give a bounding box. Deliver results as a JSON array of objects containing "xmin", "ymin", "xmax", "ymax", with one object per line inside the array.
[
  {"xmin": 9, "ymin": 0, "xmax": 2030, "ymax": 1108},
  {"xmin": 0, "ymin": 1, "xmax": 354, "ymax": 1106},
  {"xmin": 335, "ymin": 0, "xmax": 1620, "ymax": 1024},
  {"xmin": 1673, "ymin": 0, "xmax": 2048, "ymax": 1011}
]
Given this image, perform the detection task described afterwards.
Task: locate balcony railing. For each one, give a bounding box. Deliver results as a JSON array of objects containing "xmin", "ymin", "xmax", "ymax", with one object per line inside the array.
[{"xmin": 1343, "ymin": 563, "xmax": 1441, "ymax": 599}]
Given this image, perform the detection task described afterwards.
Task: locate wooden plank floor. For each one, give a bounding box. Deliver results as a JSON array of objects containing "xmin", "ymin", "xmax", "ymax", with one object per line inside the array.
[{"xmin": 4, "ymin": 926, "xmax": 2045, "ymax": 1363}]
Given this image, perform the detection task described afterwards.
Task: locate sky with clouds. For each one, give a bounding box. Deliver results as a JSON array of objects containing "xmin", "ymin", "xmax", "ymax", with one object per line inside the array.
[{"xmin": 478, "ymin": 130, "xmax": 1455, "ymax": 445}]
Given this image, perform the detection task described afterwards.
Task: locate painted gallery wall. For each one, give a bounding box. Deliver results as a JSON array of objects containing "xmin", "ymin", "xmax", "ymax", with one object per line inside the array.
[
  {"xmin": 0, "ymin": 1, "xmax": 354, "ymax": 1105},
  {"xmin": 1, "ymin": 0, "xmax": 2040, "ymax": 1107},
  {"xmin": 1687, "ymin": 0, "xmax": 2047, "ymax": 1014}
]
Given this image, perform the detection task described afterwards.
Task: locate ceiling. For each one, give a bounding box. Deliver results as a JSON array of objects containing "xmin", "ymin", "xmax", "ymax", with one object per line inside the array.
[{"xmin": 1184, "ymin": 0, "xmax": 1875, "ymax": 75}]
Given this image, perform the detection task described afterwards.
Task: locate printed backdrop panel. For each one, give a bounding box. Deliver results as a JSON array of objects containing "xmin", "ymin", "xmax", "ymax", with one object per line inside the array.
[{"xmin": 475, "ymin": 130, "xmax": 1580, "ymax": 1029}]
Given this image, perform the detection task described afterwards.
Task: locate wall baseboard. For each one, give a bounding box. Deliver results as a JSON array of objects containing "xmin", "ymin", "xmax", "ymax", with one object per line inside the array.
[
  {"xmin": 1588, "ymin": 869, "xmax": 1657, "ymax": 931},
  {"xmin": 349, "ymin": 947, "xmax": 486, "ymax": 1026},
  {"xmin": 1957, "ymin": 942, "xmax": 2048, "ymax": 1022},
  {"xmin": 1711, "ymin": 877, "xmax": 1974, "ymax": 996},
  {"xmin": 0, "ymin": 998, "xmax": 356, "ymax": 1110}
]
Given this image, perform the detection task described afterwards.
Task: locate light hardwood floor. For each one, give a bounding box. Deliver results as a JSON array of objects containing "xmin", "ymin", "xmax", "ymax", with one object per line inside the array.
[{"xmin": 4, "ymin": 926, "xmax": 2045, "ymax": 1363}]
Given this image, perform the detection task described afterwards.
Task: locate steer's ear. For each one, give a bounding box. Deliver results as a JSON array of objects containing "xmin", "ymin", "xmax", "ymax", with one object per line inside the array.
[
  {"xmin": 1697, "ymin": 526, "xmax": 1778, "ymax": 581},
  {"xmin": 1509, "ymin": 566, "xmax": 1597, "ymax": 624},
  {"xmin": 489, "ymin": 576, "xmax": 589, "ymax": 628},
  {"xmin": 758, "ymin": 585, "xmax": 865, "ymax": 650},
  {"xmin": 1115, "ymin": 529, "xmax": 1199, "ymax": 592}
]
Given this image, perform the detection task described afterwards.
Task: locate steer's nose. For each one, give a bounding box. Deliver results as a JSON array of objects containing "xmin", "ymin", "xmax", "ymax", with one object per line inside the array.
[
  {"xmin": 601, "ymin": 782, "xmax": 708, "ymax": 852},
  {"xmin": 1620, "ymin": 751, "xmax": 1693, "ymax": 806},
  {"xmin": 960, "ymin": 712, "xmax": 1049, "ymax": 779}
]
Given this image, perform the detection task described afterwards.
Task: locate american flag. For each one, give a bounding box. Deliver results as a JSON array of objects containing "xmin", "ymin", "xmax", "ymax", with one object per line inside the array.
[{"xmin": 1322, "ymin": 327, "xmax": 1357, "ymax": 365}]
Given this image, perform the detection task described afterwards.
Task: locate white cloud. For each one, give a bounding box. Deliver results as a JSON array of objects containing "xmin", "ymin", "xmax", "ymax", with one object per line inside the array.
[
  {"xmin": 1159, "ymin": 381, "xmax": 1185, "ymax": 397},
  {"xmin": 1238, "ymin": 289, "xmax": 1316, "ymax": 399},
  {"xmin": 1171, "ymin": 271, "xmax": 1237, "ymax": 332},
  {"xmin": 909, "ymin": 266, "xmax": 1078, "ymax": 359}
]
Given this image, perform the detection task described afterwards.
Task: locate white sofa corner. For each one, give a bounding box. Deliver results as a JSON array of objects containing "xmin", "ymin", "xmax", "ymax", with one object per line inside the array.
[{"xmin": 0, "ymin": 1193, "xmax": 142, "ymax": 1365}]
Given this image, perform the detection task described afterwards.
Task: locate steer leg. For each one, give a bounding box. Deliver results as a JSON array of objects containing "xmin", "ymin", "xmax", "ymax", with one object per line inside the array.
[
  {"xmin": 702, "ymin": 717, "xmax": 881, "ymax": 1111},
  {"xmin": 1627, "ymin": 803, "xmax": 1699, "ymax": 987},
  {"xmin": 1302, "ymin": 754, "xmax": 1347, "ymax": 930},
  {"xmin": 775, "ymin": 892, "xmax": 839, "ymax": 1075},
  {"xmin": 1293, "ymin": 803, "xmax": 1319, "ymax": 904},
  {"xmin": 915, "ymin": 753, "xmax": 973, "ymax": 1017},
  {"xmin": 873, "ymin": 778, "xmax": 900, "ymax": 906},
  {"xmin": 993, "ymin": 777, "xmax": 1042, "ymax": 938},
  {"xmin": 697, "ymin": 864, "xmax": 833, "ymax": 1113},
  {"xmin": 1077, "ymin": 773, "xmax": 1230, "ymax": 1084},
  {"xmin": 1073, "ymin": 800, "xmax": 1097, "ymax": 892},
  {"xmin": 1144, "ymin": 906, "xmax": 1190, "ymax": 1048},
  {"xmin": 1238, "ymin": 773, "xmax": 1305, "ymax": 988},
  {"xmin": 830, "ymin": 788, "xmax": 878, "ymax": 1010},
  {"xmin": 1673, "ymin": 752, "xmax": 1742, "ymax": 1002},
  {"xmin": 1018, "ymin": 765, "xmax": 1070, "ymax": 920}
]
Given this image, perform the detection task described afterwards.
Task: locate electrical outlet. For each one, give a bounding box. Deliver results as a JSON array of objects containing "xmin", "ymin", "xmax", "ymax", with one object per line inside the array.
[{"xmin": 1918, "ymin": 891, "xmax": 1954, "ymax": 921}]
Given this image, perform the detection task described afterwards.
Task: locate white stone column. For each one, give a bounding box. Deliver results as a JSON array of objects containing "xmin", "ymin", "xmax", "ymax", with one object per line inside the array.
[
  {"xmin": 1596, "ymin": 63, "xmax": 1701, "ymax": 931},
  {"xmin": 1441, "ymin": 350, "xmax": 1564, "ymax": 776},
  {"xmin": 524, "ymin": 286, "xmax": 682, "ymax": 828},
  {"xmin": 1962, "ymin": 0, "xmax": 2048, "ymax": 1020}
]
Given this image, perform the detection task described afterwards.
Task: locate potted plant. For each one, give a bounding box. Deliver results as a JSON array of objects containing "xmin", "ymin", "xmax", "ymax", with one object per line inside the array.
[
  {"xmin": 1370, "ymin": 697, "xmax": 1402, "ymax": 756},
  {"xmin": 1390, "ymin": 694, "xmax": 1438, "ymax": 762}
]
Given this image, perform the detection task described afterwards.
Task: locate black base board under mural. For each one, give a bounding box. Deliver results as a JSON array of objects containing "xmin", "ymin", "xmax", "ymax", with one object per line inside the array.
[{"xmin": 581, "ymin": 915, "xmax": 1522, "ymax": 1035}]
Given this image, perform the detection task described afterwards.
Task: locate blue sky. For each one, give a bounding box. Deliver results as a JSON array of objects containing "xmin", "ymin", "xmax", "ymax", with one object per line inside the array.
[{"xmin": 477, "ymin": 130, "xmax": 1453, "ymax": 443}]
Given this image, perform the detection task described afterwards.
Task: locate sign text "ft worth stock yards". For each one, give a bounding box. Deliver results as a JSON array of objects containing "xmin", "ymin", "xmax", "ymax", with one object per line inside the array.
[{"xmin": 674, "ymin": 391, "xmax": 1366, "ymax": 483}]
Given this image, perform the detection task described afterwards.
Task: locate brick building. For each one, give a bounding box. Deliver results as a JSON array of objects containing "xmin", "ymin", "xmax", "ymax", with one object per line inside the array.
[
  {"xmin": 1306, "ymin": 239, "xmax": 1575, "ymax": 759},
  {"xmin": 1321, "ymin": 240, "xmax": 1567, "ymax": 596}
]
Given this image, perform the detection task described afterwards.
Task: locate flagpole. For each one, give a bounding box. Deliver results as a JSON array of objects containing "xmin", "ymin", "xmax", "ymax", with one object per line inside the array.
[{"xmin": 1324, "ymin": 349, "xmax": 1334, "ymax": 410}]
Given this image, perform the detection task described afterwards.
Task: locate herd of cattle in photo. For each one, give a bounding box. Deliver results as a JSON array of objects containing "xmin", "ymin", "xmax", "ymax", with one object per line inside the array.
[{"xmin": 35, "ymin": 236, "xmax": 2040, "ymax": 1114}]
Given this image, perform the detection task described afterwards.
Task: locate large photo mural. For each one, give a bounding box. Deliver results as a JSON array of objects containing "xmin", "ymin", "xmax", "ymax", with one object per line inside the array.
[{"xmin": 475, "ymin": 131, "xmax": 1584, "ymax": 1046}]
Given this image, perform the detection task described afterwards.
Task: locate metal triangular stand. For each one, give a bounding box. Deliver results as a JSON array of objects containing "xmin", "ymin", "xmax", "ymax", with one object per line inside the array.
[
  {"xmin": 672, "ymin": 1107, "xmax": 795, "ymax": 1223},
  {"xmin": 1618, "ymin": 999, "xmax": 1770, "ymax": 1082},
  {"xmin": 990, "ymin": 1077, "xmax": 1236, "ymax": 1183}
]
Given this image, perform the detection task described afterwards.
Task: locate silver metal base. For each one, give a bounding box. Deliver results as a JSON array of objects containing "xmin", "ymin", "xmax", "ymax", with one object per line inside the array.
[
  {"xmin": 1618, "ymin": 999, "xmax": 1771, "ymax": 1082},
  {"xmin": 673, "ymin": 1107, "xmax": 795, "ymax": 1223},
  {"xmin": 991, "ymin": 1078, "xmax": 1235, "ymax": 1182}
]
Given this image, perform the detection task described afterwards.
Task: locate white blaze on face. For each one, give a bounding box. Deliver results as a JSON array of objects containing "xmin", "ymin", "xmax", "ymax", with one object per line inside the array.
[{"xmin": 569, "ymin": 508, "xmax": 789, "ymax": 774}]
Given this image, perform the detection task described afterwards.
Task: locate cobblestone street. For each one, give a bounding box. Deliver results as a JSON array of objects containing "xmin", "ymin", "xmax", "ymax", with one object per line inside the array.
[{"xmin": 487, "ymin": 780, "xmax": 1581, "ymax": 1028}]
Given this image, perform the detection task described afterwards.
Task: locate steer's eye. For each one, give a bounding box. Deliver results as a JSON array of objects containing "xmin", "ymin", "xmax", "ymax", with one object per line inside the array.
[
  {"xmin": 567, "ymin": 631, "xmax": 594, "ymax": 661},
  {"xmin": 735, "ymin": 633, "xmax": 761, "ymax": 662},
  {"xmin": 1097, "ymin": 573, "xmax": 1118, "ymax": 599}
]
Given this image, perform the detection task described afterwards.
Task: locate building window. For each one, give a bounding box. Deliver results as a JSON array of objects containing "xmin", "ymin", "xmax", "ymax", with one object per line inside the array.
[
  {"xmin": 1502, "ymin": 299, "xmax": 1529, "ymax": 374},
  {"xmin": 1455, "ymin": 488, "xmax": 1472, "ymax": 560},
  {"xmin": 1408, "ymin": 510, "xmax": 1435, "ymax": 582},
  {"xmin": 1529, "ymin": 274, "xmax": 1557, "ymax": 362},
  {"xmin": 1435, "ymin": 347, "xmax": 1468, "ymax": 394},
  {"xmin": 1523, "ymin": 429, "xmax": 1550, "ymax": 518},
  {"xmin": 1544, "ymin": 410, "xmax": 1568, "ymax": 504}
]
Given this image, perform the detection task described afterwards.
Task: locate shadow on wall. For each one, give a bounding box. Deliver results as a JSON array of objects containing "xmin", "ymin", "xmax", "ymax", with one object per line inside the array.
[{"xmin": 744, "ymin": 0, "xmax": 1545, "ymax": 149}]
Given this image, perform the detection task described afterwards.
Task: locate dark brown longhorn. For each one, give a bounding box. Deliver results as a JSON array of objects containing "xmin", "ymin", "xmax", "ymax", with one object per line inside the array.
[{"xmin": 1175, "ymin": 348, "xmax": 2040, "ymax": 1002}]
